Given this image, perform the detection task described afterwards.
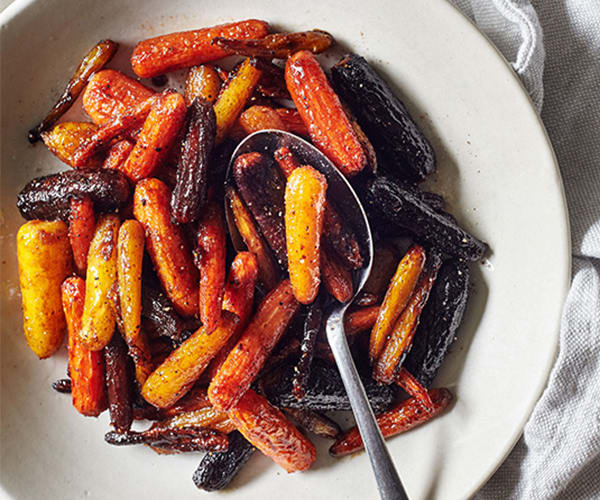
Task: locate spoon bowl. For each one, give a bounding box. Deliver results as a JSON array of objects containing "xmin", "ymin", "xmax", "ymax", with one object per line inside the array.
[{"xmin": 226, "ymin": 130, "xmax": 408, "ymax": 500}]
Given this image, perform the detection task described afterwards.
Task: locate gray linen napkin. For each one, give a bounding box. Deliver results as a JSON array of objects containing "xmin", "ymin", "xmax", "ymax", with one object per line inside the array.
[{"xmin": 452, "ymin": 0, "xmax": 600, "ymax": 498}]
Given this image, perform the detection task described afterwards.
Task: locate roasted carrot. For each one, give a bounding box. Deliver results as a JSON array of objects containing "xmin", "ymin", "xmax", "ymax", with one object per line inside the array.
[
  {"xmin": 226, "ymin": 186, "xmax": 280, "ymax": 290},
  {"xmin": 142, "ymin": 311, "xmax": 239, "ymax": 409},
  {"xmin": 28, "ymin": 40, "xmax": 118, "ymax": 142},
  {"xmin": 395, "ymin": 367, "xmax": 434, "ymax": 411},
  {"xmin": 329, "ymin": 388, "xmax": 452, "ymax": 457},
  {"xmin": 212, "ymin": 30, "xmax": 334, "ymax": 59},
  {"xmin": 117, "ymin": 220, "xmax": 153, "ymax": 387},
  {"xmin": 105, "ymin": 427, "xmax": 228, "ymax": 453},
  {"xmin": 358, "ymin": 243, "xmax": 398, "ymax": 304},
  {"xmin": 373, "ymin": 255, "xmax": 440, "ymax": 384},
  {"xmin": 274, "ymin": 146, "xmax": 302, "ymax": 178},
  {"xmin": 131, "ymin": 20, "xmax": 269, "ymax": 78},
  {"xmin": 208, "ymin": 280, "xmax": 300, "ymax": 411},
  {"xmin": 62, "ymin": 277, "xmax": 107, "ymax": 417},
  {"xmin": 68, "ymin": 197, "xmax": 95, "ymax": 276},
  {"xmin": 345, "ymin": 305, "xmax": 380, "ymax": 336},
  {"xmin": 41, "ymin": 122, "xmax": 102, "ymax": 168},
  {"xmin": 292, "ymin": 299, "xmax": 322, "ymax": 400},
  {"xmin": 214, "ymin": 58, "xmax": 262, "ymax": 143},
  {"xmin": 73, "ymin": 92, "xmax": 162, "ymax": 168},
  {"xmin": 285, "ymin": 165, "xmax": 327, "ymax": 304},
  {"xmin": 255, "ymin": 60, "xmax": 290, "ymax": 99},
  {"xmin": 79, "ymin": 214, "xmax": 120, "ymax": 351},
  {"xmin": 369, "ymin": 245, "xmax": 426, "ymax": 363},
  {"xmin": 102, "ymin": 139, "xmax": 135, "ymax": 172},
  {"xmin": 160, "ymin": 385, "xmax": 211, "ymax": 417},
  {"xmin": 184, "ymin": 65, "xmax": 222, "ymax": 105},
  {"xmin": 105, "ymin": 331, "xmax": 133, "ymax": 433},
  {"xmin": 156, "ymin": 407, "xmax": 235, "ymax": 434},
  {"xmin": 133, "ymin": 178, "xmax": 198, "ymax": 317},
  {"xmin": 228, "ymin": 389, "xmax": 316, "ymax": 473},
  {"xmin": 206, "ymin": 252, "xmax": 258, "ymax": 381},
  {"xmin": 275, "ymin": 108, "xmax": 310, "ymax": 137},
  {"xmin": 285, "ymin": 51, "xmax": 366, "ymax": 177},
  {"xmin": 282, "ymin": 408, "xmax": 341, "ymax": 440},
  {"xmin": 321, "ymin": 242, "xmax": 354, "ymax": 303},
  {"xmin": 83, "ymin": 69, "xmax": 155, "ymax": 125},
  {"xmin": 17, "ymin": 220, "xmax": 72, "ymax": 358},
  {"xmin": 237, "ymin": 105, "xmax": 287, "ymax": 136},
  {"xmin": 196, "ymin": 199, "xmax": 227, "ymax": 333},
  {"xmin": 120, "ymin": 92, "xmax": 186, "ymax": 182}
]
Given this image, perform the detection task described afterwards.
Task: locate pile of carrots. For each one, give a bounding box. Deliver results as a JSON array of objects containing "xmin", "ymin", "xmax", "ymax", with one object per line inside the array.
[{"xmin": 16, "ymin": 19, "xmax": 458, "ymax": 492}]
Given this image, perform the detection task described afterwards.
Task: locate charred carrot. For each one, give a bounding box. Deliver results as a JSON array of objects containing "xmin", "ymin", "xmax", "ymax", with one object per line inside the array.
[
  {"xmin": 285, "ymin": 51, "xmax": 366, "ymax": 177},
  {"xmin": 321, "ymin": 242, "xmax": 354, "ymax": 303},
  {"xmin": 345, "ymin": 305, "xmax": 380, "ymax": 336},
  {"xmin": 117, "ymin": 220, "xmax": 153, "ymax": 387},
  {"xmin": 206, "ymin": 252, "xmax": 259, "ymax": 381},
  {"xmin": 238, "ymin": 105, "xmax": 287, "ymax": 136},
  {"xmin": 285, "ymin": 166, "xmax": 327, "ymax": 304},
  {"xmin": 41, "ymin": 122, "xmax": 102, "ymax": 168},
  {"xmin": 213, "ymin": 30, "xmax": 334, "ymax": 59},
  {"xmin": 369, "ymin": 245, "xmax": 426, "ymax": 363},
  {"xmin": 359, "ymin": 243, "xmax": 398, "ymax": 304},
  {"xmin": 329, "ymin": 388, "xmax": 452, "ymax": 457},
  {"xmin": 17, "ymin": 220, "xmax": 72, "ymax": 358},
  {"xmin": 79, "ymin": 214, "xmax": 120, "ymax": 351},
  {"xmin": 275, "ymin": 108, "xmax": 310, "ymax": 137},
  {"xmin": 160, "ymin": 385, "xmax": 211, "ymax": 417},
  {"xmin": 102, "ymin": 139, "xmax": 134, "ymax": 171},
  {"xmin": 208, "ymin": 280, "xmax": 300, "ymax": 411},
  {"xmin": 105, "ymin": 331, "xmax": 133, "ymax": 433},
  {"xmin": 395, "ymin": 367, "xmax": 434, "ymax": 411},
  {"xmin": 196, "ymin": 199, "xmax": 227, "ymax": 333},
  {"xmin": 28, "ymin": 40, "xmax": 118, "ymax": 142},
  {"xmin": 62, "ymin": 277, "xmax": 107, "ymax": 417},
  {"xmin": 226, "ymin": 186, "xmax": 281, "ymax": 290},
  {"xmin": 292, "ymin": 299, "xmax": 322, "ymax": 400},
  {"xmin": 133, "ymin": 178, "xmax": 198, "ymax": 317},
  {"xmin": 83, "ymin": 69, "xmax": 155, "ymax": 125},
  {"xmin": 142, "ymin": 312, "xmax": 239, "ymax": 409},
  {"xmin": 184, "ymin": 65, "xmax": 222, "ymax": 105},
  {"xmin": 68, "ymin": 197, "xmax": 95, "ymax": 276},
  {"xmin": 121, "ymin": 92, "xmax": 186, "ymax": 182},
  {"xmin": 214, "ymin": 58, "xmax": 262, "ymax": 143},
  {"xmin": 229, "ymin": 389, "xmax": 316, "ymax": 472},
  {"xmin": 373, "ymin": 254, "xmax": 441, "ymax": 384},
  {"xmin": 131, "ymin": 20, "xmax": 269, "ymax": 78}
]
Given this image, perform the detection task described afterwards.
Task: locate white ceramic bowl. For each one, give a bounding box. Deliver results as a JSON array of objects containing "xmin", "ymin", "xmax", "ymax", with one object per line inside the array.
[{"xmin": 0, "ymin": 0, "xmax": 570, "ymax": 499}]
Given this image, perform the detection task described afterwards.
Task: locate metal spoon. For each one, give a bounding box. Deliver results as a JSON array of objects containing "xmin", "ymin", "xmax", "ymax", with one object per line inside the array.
[{"xmin": 226, "ymin": 130, "xmax": 409, "ymax": 500}]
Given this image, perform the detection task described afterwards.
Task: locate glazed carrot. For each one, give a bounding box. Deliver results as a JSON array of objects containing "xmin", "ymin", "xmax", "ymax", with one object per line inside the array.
[
  {"xmin": 285, "ymin": 51, "xmax": 366, "ymax": 177},
  {"xmin": 62, "ymin": 277, "xmax": 107, "ymax": 417},
  {"xmin": 117, "ymin": 220, "xmax": 153, "ymax": 387},
  {"xmin": 285, "ymin": 165, "xmax": 327, "ymax": 304},
  {"xmin": 17, "ymin": 221, "xmax": 72, "ymax": 358},
  {"xmin": 161, "ymin": 385, "xmax": 211, "ymax": 417},
  {"xmin": 68, "ymin": 197, "xmax": 95, "ymax": 276},
  {"xmin": 142, "ymin": 311, "xmax": 239, "ymax": 409},
  {"xmin": 79, "ymin": 214, "xmax": 119, "ymax": 351},
  {"xmin": 395, "ymin": 367, "xmax": 434, "ymax": 411},
  {"xmin": 133, "ymin": 178, "xmax": 198, "ymax": 317},
  {"xmin": 184, "ymin": 64, "xmax": 222, "ymax": 105},
  {"xmin": 345, "ymin": 305, "xmax": 380, "ymax": 336},
  {"xmin": 208, "ymin": 280, "xmax": 300, "ymax": 411},
  {"xmin": 102, "ymin": 139, "xmax": 134, "ymax": 171},
  {"xmin": 226, "ymin": 186, "xmax": 280, "ymax": 290},
  {"xmin": 28, "ymin": 40, "xmax": 118, "ymax": 142},
  {"xmin": 369, "ymin": 245, "xmax": 426, "ymax": 363},
  {"xmin": 214, "ymin": 58, "xmax": 262, "ymax": 143},
  {"xmin": 275, "ymin": 108, "xmax": 310, "ymax": 137},
  {"xmin": 228, "ymin": 389, "xmax": 316, "ymax": 473},
  {"xmin": 274, "ymin": 146, "xmax": 301, "ymax": 178},
  {"xmin": 321, "ymin": 242, "xmax": 354, "ymax": 303},
  {"xmin": 83, "ymin": 69, "xmax": 155, "ymax": 125},
  {"xmin": 41, "ymin": 122, "xmax": 102, "ymax": 168},
  {"xmin": 104, "ymin": 331, "xmax": 133, "ymax": 433},
  {"xmin": 238, "ymin": 105, "xmax": 287, "ymax": 135},
  {"xmin": 73, "ymin": 92, "xmax": 162, "ymax": 168},
  {"xmin": 196, "ymin": 200, "xmax": 227, "ymax": 333},
  {"xmin": 329, "ymin": 388, "xmax": 452, "ymax": 457},
  {"xmin": 131, "ymin": 20, "xmax": 269, "ymax": 78},
  {"xmin": 120, "ymin": 92, "xmax": 186, "ymax": 182},
  {"xmin": 206, "ymin": 252, "xmax": 258, "ymax": 381},
  {"xmin": 373, "ymin": 256, "xmax": 440, "ymax": 384},
  {"xmin": 359, "ymin": 243, "xmax": 398, "ymax": 304},
  {"xmin": 157, "ymin": 407, "xmax": 235, "ymax": 434}
]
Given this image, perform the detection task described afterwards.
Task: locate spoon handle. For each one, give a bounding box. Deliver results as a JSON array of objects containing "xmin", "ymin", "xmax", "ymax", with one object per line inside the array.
[{"xmin": 326, "ymin": 308, "xmax": 409, "ymax": 500}]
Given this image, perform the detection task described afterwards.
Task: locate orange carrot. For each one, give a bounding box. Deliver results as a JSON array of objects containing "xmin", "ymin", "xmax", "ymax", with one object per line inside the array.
[{"xmin": 68, "ymin": 197, "xmax": 95, "ymax": 276}]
